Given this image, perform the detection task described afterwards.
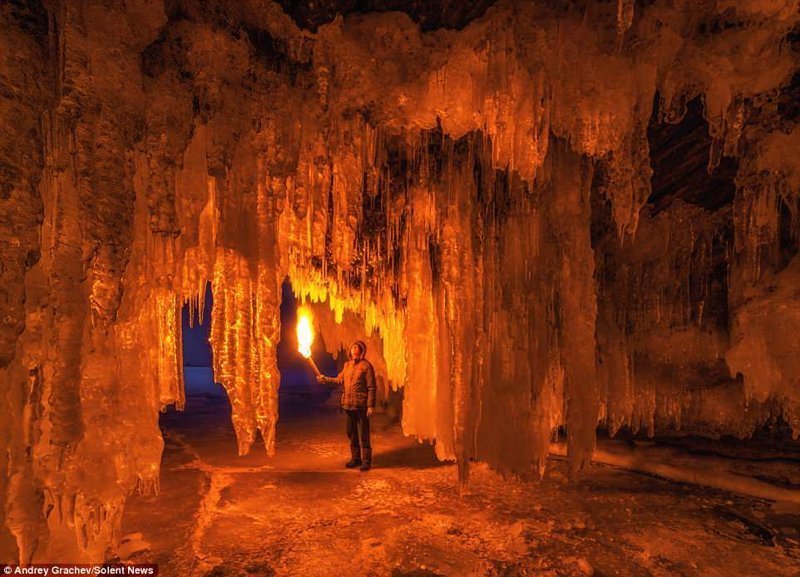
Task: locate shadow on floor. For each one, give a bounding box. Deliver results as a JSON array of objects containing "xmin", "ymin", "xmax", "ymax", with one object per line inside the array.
[{"xmin": 375, "ymin": 442, "xmax": 452, "ymax": 471}]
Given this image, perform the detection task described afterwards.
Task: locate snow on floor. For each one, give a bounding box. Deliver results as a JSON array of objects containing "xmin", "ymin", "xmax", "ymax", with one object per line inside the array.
[{"xmin": 121, "ymin": 393, "xmax": 800, "ymax": 576}]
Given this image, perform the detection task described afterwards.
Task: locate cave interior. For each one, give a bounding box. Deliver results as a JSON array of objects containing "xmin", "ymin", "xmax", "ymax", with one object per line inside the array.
[{"xmin": 1, "ymin": 0, "xmax": 800, "ymax": 574}]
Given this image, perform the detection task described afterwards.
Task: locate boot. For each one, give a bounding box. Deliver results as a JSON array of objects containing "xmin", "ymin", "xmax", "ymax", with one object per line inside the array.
[
  {"xmin": 359, "ymin": 448, "xmax": 372, "ymax": 471},
  {"xmin": 346, "ymin": 446, "xmax": 361, "ymax": 468}
]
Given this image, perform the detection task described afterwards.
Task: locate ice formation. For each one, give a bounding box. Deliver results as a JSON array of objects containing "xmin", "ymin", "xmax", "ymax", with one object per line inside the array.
[{"xmin": 1, "ymin": 0, "xmax": 799, "ymax": 562}]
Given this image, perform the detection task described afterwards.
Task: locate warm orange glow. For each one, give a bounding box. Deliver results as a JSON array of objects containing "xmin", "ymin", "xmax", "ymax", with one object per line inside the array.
[{"xmin": 296, "ymin": 306, "xmax": 315, "ymax": 358}]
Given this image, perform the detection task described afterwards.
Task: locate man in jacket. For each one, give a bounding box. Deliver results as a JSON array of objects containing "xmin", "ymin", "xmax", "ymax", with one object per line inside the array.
[{"xmin": 317, "ymin": 340, "xmax": 376, "ymax": 471}]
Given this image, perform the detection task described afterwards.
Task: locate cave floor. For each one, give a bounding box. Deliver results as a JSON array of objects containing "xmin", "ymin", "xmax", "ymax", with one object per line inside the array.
[{"xmin": 122, "ymin": 393, "xmax": 800, "ymax": 577}]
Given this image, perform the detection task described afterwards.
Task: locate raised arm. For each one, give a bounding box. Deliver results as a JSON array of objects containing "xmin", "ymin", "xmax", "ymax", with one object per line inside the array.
[{"xmin": 321, "ymin": 366, "xmax": 345, "ymax": 386}]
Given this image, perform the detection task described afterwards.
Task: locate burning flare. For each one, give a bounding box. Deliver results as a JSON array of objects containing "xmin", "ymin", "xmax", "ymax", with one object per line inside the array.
[{"xmin": 296, "ymin": 306, "xmax": 315, "ymax": 358}]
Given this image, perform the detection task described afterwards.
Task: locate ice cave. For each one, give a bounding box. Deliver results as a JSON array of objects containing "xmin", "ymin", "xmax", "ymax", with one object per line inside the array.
[{"xmin": 1, "ymin": 0, "xmax": 799, "ymax": 575}]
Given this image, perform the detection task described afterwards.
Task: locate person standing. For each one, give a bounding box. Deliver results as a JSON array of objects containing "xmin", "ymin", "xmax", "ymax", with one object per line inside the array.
[{"xmin": 317, "ymin": 340, "xmax": 376, "ymax": 471}]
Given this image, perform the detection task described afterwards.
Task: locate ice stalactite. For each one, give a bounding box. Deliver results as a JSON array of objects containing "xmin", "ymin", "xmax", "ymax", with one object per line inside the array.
[
  {"xmin": 0, "ymin": 0, "xmax": 169, "ymax": 563},
  {"xmin": 727, "ymin": 127, "xmax": 800, "ymax": 436},
  {"xmin": 211, "ymin": 251, "xmax": 260, "ymax": 455},
  {"xmin": 401, "ymin": 182, "xmax": 452, "ymax": 459},
  {"xmin": 605, "ymin": 114, "xmax": 653, "ymax": 238},
  {"xmin": 547, "ymin": 143, "xmax": 600, "ymax": 476},
  {"xmin": 0, "ymin": 0, "xmax": 57, "ymax": 559},
  {"xmin": 253, "ymin": 164, "xmax": 283, "ymax": 456},
  {"xmin": 208, "ymin": 158, "xmax": 283, "ymax": 457},
  {"xmin": 2, "ymin": 0, "xmax": 800, "ymax": 563},
  {"xmin": 437, "ymin": 141, "xmax": 486, "ymax": 489},
  {"xmin": 595, "ymin": 198, "xmax": 735, "ymax": 438},
  {"xmin": 726, "ymin": 255, "xmax": 800, "ymax": 436},
  {"xmin": 730, "ymin": 129, "xmax": 800, "ymax": 293},
  {"xmin": 478, "ymin": 171, "xmax": 562, "ymax": 478},
  {"xmin": 616, "ymin": 0, "xmax": 635, "ymax": 46},
  {"xmin": 596, "ymin": 306, "xmax": 634, "ymax": 438},
  {"xmin": 205, "ymin": 175, "xmax": 282, "ymax": 457},
  {"xmin": 330, "ymin": 119, "xmax": 366, "ymax": 274},
  {"xmin": 0, "ymin": 3, "xmax": 48, "ymax": 368}
]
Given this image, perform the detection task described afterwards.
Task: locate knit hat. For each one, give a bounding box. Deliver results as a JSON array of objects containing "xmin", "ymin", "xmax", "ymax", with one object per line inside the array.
[{"xmin": 351, "ymin": 340, "xmax": 367, "ymax": 356}]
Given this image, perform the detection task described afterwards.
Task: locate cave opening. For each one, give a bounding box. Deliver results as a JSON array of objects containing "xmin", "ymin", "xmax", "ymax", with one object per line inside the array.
[
  {"xmin": 154, "ymin": 282, "xmax": 234, "ymax": 465},
  {"xmin": 181, "ymin": 282, "xmax": 216, "ymax": 400},
  {"xmin": 167, "ymin": 277, "xmax": 349, "ymax": 455}
]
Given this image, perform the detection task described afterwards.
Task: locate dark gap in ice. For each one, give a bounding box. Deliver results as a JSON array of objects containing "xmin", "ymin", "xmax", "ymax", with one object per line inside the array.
[
  {"xmin": 276, "ymin": 278, "xmax": 338, "ymax": 419},
  {"xmin": 182, "ymin": 282, "xmax": 221, "ymax": 399},
  {"xmin": 647, "ymin": 95, "xmax": 738, "ymax": 214}
]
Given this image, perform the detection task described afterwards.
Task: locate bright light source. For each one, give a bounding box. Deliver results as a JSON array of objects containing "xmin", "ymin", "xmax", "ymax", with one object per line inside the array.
[{"xmin": 296, "ymin": 306, "xmax": 314, "ymax": 358}]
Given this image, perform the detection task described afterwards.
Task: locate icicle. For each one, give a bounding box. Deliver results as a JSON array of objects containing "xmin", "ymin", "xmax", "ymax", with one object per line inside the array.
[{"xmin": 616, "ymin": 0, "xmax": 635, "ymax": 48}]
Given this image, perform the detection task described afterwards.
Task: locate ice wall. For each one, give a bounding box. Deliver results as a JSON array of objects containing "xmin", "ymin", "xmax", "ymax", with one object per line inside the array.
[{"xmin": 1, "ymin": 0, "xmax": 799, "ymax": 562}]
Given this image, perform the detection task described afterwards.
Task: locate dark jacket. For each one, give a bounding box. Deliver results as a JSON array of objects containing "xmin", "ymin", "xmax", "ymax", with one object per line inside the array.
[{"xmin": 323, "ymin": 359, "xmax": 376, "ymax": 409}]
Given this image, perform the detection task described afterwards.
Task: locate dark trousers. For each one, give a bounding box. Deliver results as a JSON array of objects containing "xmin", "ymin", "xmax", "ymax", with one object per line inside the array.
[{"xmin": 345, "ymin": 409, "xmax": 371, "ymax": 463}]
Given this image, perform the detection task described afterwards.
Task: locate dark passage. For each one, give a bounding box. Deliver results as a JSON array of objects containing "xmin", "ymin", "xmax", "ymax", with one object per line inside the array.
[{"xmin": 179, "ymin": 280, "xmax": 339, "ymax": 410}]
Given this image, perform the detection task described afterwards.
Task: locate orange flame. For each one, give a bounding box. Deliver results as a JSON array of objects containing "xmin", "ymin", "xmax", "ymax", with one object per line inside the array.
[{"xmin": 296, "ymin": 306, "xmax": 314, "ymax": 358}]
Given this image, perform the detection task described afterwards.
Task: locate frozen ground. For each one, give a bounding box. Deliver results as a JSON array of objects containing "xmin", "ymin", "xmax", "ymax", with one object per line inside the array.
[{"xmin": 122, "ymin": 387, "xmax": 800, "ymax": 577}]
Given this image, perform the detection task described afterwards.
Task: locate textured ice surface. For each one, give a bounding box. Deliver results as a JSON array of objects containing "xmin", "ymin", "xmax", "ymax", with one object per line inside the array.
[{"xmin": 1, "ymin": 0, "xmax": 799, "ymax": 562}]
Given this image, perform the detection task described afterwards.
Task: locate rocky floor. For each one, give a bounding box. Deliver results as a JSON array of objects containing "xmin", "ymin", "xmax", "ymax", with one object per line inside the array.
[{"xmin": 121, "ymin": 392, "xmax": 800, "ymax": 577}]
